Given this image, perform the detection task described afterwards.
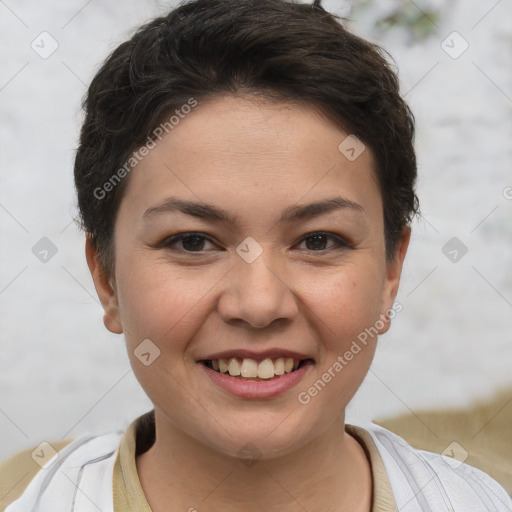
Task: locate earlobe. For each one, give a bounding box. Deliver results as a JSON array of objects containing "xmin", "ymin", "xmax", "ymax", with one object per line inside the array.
[
  {"xmin": 85, "ymin": 237, "xmax": 123, "ymax": 334},
  {"xmin": 378, "ymin": 226, "xmax": 411, "ymax": 335}
]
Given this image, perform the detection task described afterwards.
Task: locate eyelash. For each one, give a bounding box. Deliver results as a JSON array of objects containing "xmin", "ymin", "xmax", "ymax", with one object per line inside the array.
[{"xmin": 158, "ymin": 231, "xmax": 352, "ymax": 254}]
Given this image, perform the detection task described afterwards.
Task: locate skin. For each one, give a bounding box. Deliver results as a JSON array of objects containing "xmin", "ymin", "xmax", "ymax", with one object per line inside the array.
[{"xmin": 87, "ymin": 94, "xmax": 410, "ymax": 512}]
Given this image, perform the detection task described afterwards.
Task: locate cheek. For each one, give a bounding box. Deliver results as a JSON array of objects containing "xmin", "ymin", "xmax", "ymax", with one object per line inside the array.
[
  {"xmin": 297, "ymin": 262, "xmax": 384, "ymax": 341},
  {"xmin": 114, "ymin": 254, "xmax": 208, "ymax": 350},
  {"xmin": 300, "ymin": 269, "xmax": 382, "ymax": 406}
]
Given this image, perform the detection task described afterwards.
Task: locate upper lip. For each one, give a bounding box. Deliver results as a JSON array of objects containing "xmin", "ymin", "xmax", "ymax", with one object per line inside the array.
[{"xmin": 198, "ymin": 349, "xmax": 314, "ymax": 362}]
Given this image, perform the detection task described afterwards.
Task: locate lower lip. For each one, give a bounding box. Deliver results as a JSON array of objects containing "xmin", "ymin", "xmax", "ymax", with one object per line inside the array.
[{"xmin": 197, "ymin": 361, "xmax": 314, "ymax": 399}]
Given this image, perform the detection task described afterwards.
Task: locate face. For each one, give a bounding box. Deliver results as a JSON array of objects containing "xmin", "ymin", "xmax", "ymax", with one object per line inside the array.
[{"xmin": 88, "ymin": 94, "xmax": 409, "ymax": 459}]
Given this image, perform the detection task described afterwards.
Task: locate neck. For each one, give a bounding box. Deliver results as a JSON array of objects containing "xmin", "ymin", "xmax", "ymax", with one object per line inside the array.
[{"xmin": 136, "ymin": 410, "xmax": 372, "ymax": 512}]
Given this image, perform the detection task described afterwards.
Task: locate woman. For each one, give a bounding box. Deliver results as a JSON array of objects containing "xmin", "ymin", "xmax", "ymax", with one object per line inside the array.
[{"xmin": 1, "ymin": 0, "xmax": 510, "ymax": 510}]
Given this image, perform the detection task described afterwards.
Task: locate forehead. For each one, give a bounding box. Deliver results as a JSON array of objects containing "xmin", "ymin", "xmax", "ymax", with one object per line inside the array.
[{"xmin": 119, "ymin": 94, "xmax": 382, "ymax": 224}]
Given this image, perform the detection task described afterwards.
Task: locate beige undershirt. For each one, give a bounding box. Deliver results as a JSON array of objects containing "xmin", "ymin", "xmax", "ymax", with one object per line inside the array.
[
  {"xmin": 114, "ymin": 412, "xmax": 397, "ymax": 512},
  {"xmin": 0, "ymin": 412, "xmax": 397, "ymax": 512}
]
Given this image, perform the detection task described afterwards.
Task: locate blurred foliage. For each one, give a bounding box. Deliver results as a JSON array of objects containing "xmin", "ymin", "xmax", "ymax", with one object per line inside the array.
[
  {"xmin": 376, "ymin": 3, "xmax": 439, "ymax": 41},
  {"xmin": 352, "ymin": 0, "xmax": 442, "ymax": 43}
]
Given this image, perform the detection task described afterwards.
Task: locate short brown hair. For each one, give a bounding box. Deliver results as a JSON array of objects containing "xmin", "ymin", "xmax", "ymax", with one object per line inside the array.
[{"xmin": 74, "ymin": 0, "xmax": 419, "ymax": 275}]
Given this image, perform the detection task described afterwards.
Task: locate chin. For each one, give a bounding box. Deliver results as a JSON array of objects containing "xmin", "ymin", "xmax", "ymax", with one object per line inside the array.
[{"xmin": 199, "ymin": 413, "xmax": 316, "ymax": 462}]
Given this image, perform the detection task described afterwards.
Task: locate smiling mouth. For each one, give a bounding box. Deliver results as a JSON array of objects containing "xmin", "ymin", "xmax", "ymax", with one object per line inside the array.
[{"xmin": 200, "ymin": 357, "xmax": 314, "ymax": 380}]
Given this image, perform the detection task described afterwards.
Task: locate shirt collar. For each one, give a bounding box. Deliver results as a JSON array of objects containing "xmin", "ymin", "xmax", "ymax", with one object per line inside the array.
[{"xmin": 113, "ymin": 411, "xmax": 398, "ymax": 512}]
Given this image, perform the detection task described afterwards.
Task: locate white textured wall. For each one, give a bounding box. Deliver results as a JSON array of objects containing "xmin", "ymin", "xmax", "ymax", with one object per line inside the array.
[{"xmin": 1, "ymin": 0, "xmax": 511, "ymax": 461}]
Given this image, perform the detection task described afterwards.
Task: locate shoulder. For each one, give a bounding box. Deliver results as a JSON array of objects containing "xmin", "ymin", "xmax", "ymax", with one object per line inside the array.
[
  {"xmin": 0, "ymin": 431, "xmax": 124, "ymax": 512},
  {"xmin": 360, "ymin": 423, "xmax": 512, "ymax": 511},
  {"xmin": 0, "ymin": 439, "xmax": 73, "ymax": 511}
]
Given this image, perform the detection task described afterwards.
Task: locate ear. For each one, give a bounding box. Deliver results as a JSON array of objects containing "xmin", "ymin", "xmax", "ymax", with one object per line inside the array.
[
  {"xmin": 378, "ymin": 226, "xmax": 411, "ymax": 335},
  {"xmin": 85, "ymin": 236, "xmax": 123, "ymax": 334}
]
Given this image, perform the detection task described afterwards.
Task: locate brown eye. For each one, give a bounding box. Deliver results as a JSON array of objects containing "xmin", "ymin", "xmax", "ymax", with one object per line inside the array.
[
  {"xmin": 160, "ymin": 233, "xmax": 217, "ymax": 252},
  {"xmin": 179, "ymin": 235, "xmax": 207, "ymax": 251},
  {"xmin": 298, "ymin": 232, "xmax": 351, "ymax": 252}
]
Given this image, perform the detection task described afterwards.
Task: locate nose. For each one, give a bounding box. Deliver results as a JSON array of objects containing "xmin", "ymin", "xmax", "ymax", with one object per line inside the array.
[{"xmin": 217, "ymin": 253, "xmax": 299, "ymax": 329}]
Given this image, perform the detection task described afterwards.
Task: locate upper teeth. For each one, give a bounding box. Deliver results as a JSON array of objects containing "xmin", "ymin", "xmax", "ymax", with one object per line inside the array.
[{"xmin": 211, "ymin": 357, "xmax": 300, "ymax": 379}]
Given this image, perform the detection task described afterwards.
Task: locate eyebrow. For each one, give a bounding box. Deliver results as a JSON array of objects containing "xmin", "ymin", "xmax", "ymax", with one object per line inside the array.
[{"xmin": 143, "ymin": 196, "xmax": 364, "ymax": 224}]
